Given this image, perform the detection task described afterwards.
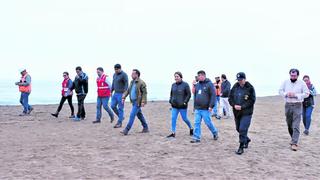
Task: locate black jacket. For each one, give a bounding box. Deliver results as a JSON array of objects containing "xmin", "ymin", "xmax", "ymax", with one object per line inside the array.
[
  {"xmin": 169, "ymin": 81, "xmax": 191, "ymax": 109},
  {"xmin": 194, "ymin": 78, "xmax": 216, "ymax": 110},
  {"xmin": 221, "ymin": 80, "xmax": 231, "ymax": 97},
  {"xmin": 73, "ymin": 72, "xmax": 89, "ymax": 95},
  {"xmin": 228, "ymin": 81, "xmax": 256, "ymax": 116}
]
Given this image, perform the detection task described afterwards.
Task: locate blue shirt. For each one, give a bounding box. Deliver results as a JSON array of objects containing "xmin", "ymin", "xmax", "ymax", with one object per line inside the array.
[{"xmin": 130, "ymin": 82, "xmax": 137, "ymax": 101}]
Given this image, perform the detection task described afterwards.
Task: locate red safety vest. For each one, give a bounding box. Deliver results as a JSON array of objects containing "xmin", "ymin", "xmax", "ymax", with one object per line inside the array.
[
  {"xmin": 97, "ymin": 74, "xmax": 111, "ymax": 97},
  {"xmin": 62, "ymin": 78, "xmax": 72, "ymax": 96},
  {"xmin": 19, "ymin": 74, "xmax": 31, "ymax": 93}
]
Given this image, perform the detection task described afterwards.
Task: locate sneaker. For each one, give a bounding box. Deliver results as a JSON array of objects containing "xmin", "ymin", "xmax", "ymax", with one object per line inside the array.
[
  {"xmin": 303, "ymin": 130, "xmax": 309, "ymax": 136},
  {"xmin": 236, "ymin": 147, "xmax": 244, "ymax": 155},
  {"xmin": 51, "ymin": 113, "xmax": 58, "ymax": 118},
  {"xmin": 120, "ymin": 130, "xmax": 128, "ymax": 135},
  {"xmin": 213, "ymin": 134, "xmax": 219, "ymax": 141},
  {"xmin": 190, "ymin": 139, "xmax": 201, "ymax": 143},
  {"xmin": 215, "ymin": 115, "xmax": 221, "ymax": 120},
  {"xmin": 141, "ymin": 128, "xmax": 149, "ymax": 133},
  {"xmin": 189, "ymin": 129, "xmax": 194, "ymax": 136},
  {"xmin": 110, "ymin": 117, "xmax": 115, "ymax": 123},
  {"xmin": 73, "ymin": 117, "xmax": 81, "ymax": 121},
  {"xmin": 69, "ymin": 115, "xmax": 75, "ymax": 118},
  {"xmin": 166, "ymin": 133, "xmax": 175, "ymax": 138},
  {"xmin": 114, "ymin": 123, "xmax": 122, "ymax": 128},
  {"xmin": 243, "ymin": 139, "xmax": 251, "ymax": 149},
  {"xmin": 92, "ymin": 120, "xmax": 101, "ymax": 124},
  {"xmin": 291, "ymin": 144, "xmax": 298, "ymax": 151},
  {"xmin": 27, "ymin": 107, "xmax": 34, "ymax": 114}
]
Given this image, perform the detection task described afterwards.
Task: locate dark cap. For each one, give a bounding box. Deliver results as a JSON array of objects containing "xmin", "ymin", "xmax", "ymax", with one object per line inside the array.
[{"xmin": 236, "ymin": 72, "xmax": 246, "ymax": 80}]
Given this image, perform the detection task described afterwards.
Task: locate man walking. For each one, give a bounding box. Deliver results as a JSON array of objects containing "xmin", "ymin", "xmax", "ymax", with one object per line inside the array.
[
  {"xmin": 72, "ymin": 66, "xmax": 89, "ymax": 121},
  {"xmin": 111, "ymin": 64, "xmax": 129, "ymax": 128},
  {"xmin": 220, "ymin": 74, "xmax": 232, "ymax": 118},
  {"xmin": 279, "ymin": 68, "xmax": 309, "ymax": 151},
  {"xmin": 93, "ymin": 67, "xmax": 115, "ymax": 124},
  {"xmin": 191, "ymin": 70, "xmax": 218, "ymax": 143},
  {"xmin": 15, "ymin": 68, "xmax": 33, "ymax": 116},
  {"xmin": 121, "ymin": 69, "xmax": 149, "ymax": 135},
  {"xmin": 228, "ymin": 72, "xmax": 256, "ymax": 155}
]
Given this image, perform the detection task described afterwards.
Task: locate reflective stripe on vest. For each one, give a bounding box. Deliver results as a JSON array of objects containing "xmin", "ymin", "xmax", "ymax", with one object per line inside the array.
[
  {"xmin": 97, "ymin": 74, "xmax": 111, "ymax": 97},
  {"xmin": 19, "ymin": 74, "xmax": 31, "ymax": 93}
]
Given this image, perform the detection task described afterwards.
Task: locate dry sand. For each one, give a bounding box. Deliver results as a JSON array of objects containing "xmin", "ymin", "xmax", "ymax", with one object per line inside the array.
[{"xmin": 0, "ymin": 96, "xmax": 319, "ymax": 179}]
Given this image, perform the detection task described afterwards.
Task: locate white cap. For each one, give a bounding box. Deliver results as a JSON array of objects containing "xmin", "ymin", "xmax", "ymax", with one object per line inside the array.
[{"xmin": 19, "ymin": 68, "xmax": 26, "ymax": 73}]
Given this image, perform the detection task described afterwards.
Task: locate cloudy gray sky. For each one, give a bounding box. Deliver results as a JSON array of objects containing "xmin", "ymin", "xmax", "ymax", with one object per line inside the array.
[{"xmin": 1, "ymin": 0, "xmax": 319, "ymax": 100}]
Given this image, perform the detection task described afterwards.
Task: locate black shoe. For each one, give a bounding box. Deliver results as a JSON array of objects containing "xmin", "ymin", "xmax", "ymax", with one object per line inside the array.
[
  {"xmin": 167, "ymin": 133, "xmax": 175, "ymax": 138},
  {"xmin": 189, "ymin": 129, "xmax": 194, "ymax": 136},
  {"xmin": 141, "ymin": 128, "xmax": 149, "ymax": 133},
  {"xmin": 51, "ymin": 113, "xmax": 58, "ymax": 118},
  {"xmin": 190, "ymin": 139, "xmax": 201, "ymax": 143},
  {"xmin": 120, "ymin": 130, "xmax": 128, "ymax": 135},
  {"xmin": 92, "ymin": 120, "xmax": 101, "ymax": 124},
  {"xmin": 304, "ymin": 130, "xmax": 309, "ymax": 135},
  {"xmin": 243, "ymin": 139, "xmax": 251, "ymax": 149},
  {"xmin": 110, "ymin": 117, "xmax": 115, "ymax": 123},
  {"xmin": 236, "ymin": 143, "xmax": 244, "ymax": 155},
  {"xmin": 114, "ymin": 123, "xmax": 122, "ymax": 128},
  {"xmin": 28, "ymin": 107, "xmax": 34, "ymax": 114},
  {"xmin": 213, "ymin": 133, "xmax": 219, "ymax": 141}
]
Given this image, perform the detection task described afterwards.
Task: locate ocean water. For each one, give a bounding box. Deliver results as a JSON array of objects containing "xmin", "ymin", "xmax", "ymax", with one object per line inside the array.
[{"xmin": 0, "ymin": 79, "xmax": 277, "ymax": 106}]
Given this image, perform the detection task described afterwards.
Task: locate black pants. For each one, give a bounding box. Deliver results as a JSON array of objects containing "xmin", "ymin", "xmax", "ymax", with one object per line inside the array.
[
  {"xmin": 57, "ymin": 95, "xmax": 74, "ymax": 115},
  {"xmin": 234, "ymin": 113, "xmax": 252, "ymax": 144},
  {"xmin": 77, "ymin": 94, "xmax": 86, "ymax": 118}
]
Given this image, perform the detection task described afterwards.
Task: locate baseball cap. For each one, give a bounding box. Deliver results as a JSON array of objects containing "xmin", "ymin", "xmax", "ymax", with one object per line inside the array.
[{"xmin": 236, "ymin": 72, "xmax": 246, "ymax": 81}]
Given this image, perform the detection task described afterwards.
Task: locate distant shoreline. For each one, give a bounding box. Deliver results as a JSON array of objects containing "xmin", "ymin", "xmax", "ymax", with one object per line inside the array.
[{"xmin": 0, "ymin": 95, "xmax": 282, "ymax": 107}]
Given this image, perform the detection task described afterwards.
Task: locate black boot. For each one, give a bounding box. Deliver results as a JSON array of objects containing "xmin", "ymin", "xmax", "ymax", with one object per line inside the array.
[
  {"xmin": 190, "ymin": 129, "xmax": 194, "ymax": 136},
  {"xmin": 236, "ymin": 143, "xmax": 244, "ymax": 155},
  {"xmin": 243, "ymin": 139, "xmax": 251, "ymax": 149},
  {"xmin": 167, "ymin": 133, "xmax": 175, "ymax": 138},
  {"xmin": 51, "ymin": 112, "xmax": 58, "ymax": 118}
]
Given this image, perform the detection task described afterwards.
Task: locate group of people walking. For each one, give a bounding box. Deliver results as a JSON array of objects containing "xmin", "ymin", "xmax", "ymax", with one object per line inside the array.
[{"xmin": 15, "ymin": 66, "xmax": 316, "ymax": 154}]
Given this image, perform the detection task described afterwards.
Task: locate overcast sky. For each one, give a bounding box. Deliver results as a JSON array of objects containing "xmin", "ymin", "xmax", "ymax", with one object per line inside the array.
[{"xmin": 1, "ymin": 0, "xmax": 319, "ymax": 97}]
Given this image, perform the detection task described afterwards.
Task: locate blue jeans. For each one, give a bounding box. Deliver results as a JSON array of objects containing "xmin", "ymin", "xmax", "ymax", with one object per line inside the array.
[
  {"xmin": 193, "ymin": 109, "xmax": 218, "ymax": 140},
  {"xmin": 171, "ymin": 108, "xmax": 192, "ymax": 133},
  {"xmin": 96, "ymin": 97, "xmax": 114, "ymax": 121},
  {"xmin": 303, "ymin": 106, "xmax": 314, "ymax": 130},
  {"xmin": 111, "ymin": 93, "xmax": 125, "ymax": 124},
  {"xmin": 235, "ymin": 114, "xmax": 252, "ymax": 144},
  {"xmin": 213, "ymin": 96, "xmax": 220, "ymax": 115},
  {"xmin": 20, "ymin": 92, "xmax": 32, "ymax": 113},
  {"xmin": 125, "ymin": 101, "xmax": 148, "ymax": 131}
]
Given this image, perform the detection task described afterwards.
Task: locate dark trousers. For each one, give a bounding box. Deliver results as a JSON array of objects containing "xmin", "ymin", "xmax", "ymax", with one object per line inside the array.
[
  {"xmin": 57, "ymin": 96, "xmax": 74, "ymax": 115},
  {"xmin": 76, "ymin": 95, "xmax": 86, "ymax": 119},
  {"xmin": 234, "ymin": 114, "xmax": 252, "ymax": 144}
]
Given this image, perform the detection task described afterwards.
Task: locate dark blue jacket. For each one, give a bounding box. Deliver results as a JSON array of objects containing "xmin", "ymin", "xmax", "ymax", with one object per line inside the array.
[
  {"xmin": 228, "ymin": 81, "xmax": 256, "ymax": 116},
  {"xmin": 194, "ymin": 78, "xmax": 216, "ymax": 110},
  {"xmin": 169, "ymin": 81, "xmax": 191, "ymax": 109},
  {"xmin": 221, "ymin": 80, "xmax": 231, "ymax": 98},
  {"xmin": 73, "ymin": 72, "xmax": 89, "ymax": 95}
]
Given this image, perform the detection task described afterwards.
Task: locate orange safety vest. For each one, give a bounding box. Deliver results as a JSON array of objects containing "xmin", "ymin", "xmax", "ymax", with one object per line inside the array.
[
  {"xmin": 97, "ymin": 74, "xmax": 111, "ymax": 97},
  {"xmin": 19, "ymin": 74, "xmax": 31, "ymax": 93},
  {"xmin": 214, "ymin": 81, "xmax": 221, "ymax": 96}
]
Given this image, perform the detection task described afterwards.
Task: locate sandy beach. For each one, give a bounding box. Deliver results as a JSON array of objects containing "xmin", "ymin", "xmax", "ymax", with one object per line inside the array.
[{"xmin": 0, "ymin": 96, "xmax": 319, "ymax": 179}]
